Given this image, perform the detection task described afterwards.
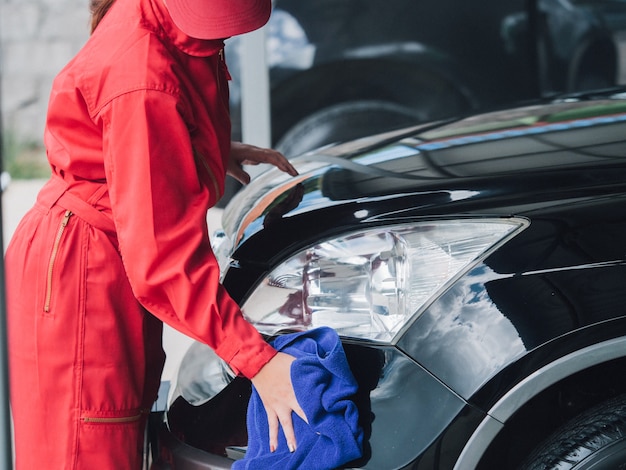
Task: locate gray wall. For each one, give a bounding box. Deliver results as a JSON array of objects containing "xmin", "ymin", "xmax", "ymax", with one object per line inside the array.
[{"xmin": 1, "ymin": 0, "xmax": 90, "ymax": 144}]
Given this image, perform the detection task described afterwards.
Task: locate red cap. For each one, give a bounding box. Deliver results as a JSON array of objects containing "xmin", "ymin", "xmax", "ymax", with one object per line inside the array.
[{"xmin": 164, "ymin": 0, "xmax": 271, "ymax": 39}]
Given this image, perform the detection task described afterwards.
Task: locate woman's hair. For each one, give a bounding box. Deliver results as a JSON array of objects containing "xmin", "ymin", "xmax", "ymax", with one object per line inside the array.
[{"xmin": 90, "ymin": 0, "xmax": 116, "ymax": 33}]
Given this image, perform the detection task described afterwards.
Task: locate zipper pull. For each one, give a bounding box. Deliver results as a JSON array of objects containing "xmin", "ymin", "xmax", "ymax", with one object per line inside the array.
[{"xmin": 61, "ymin": 210, "xmax": 72, "ymax": 227}]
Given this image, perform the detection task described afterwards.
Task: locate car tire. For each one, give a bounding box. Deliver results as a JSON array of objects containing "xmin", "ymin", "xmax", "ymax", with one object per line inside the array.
[
  {"xmin": 274, "ymin": 100, "xmax": 424, "ymax": 158},
  {"xmin": 520, "ymin": 394, "xmax": 626, "ymax": 470}
]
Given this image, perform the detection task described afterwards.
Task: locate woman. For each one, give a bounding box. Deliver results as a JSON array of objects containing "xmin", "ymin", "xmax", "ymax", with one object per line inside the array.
[{"xmin": 5, "ymin": 0, "xmax": 304, "ymax": 467}]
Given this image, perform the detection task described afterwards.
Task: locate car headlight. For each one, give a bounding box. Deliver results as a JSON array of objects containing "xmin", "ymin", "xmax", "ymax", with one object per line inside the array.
[{"xmin": 241, "ymin": 219, "xmax": 527, "ymax": 343}]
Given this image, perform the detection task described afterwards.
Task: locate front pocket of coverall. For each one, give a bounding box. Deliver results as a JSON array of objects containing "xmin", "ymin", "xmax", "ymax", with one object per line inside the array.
[
  {"xmin": 43, "ymin": 209, "xmax": 73, "ymax": 313},
  {"xmin": 81, "ymin": 409, "xmax": 147, "ymax": 425},
  {"xmin": 77, "ymin": 410, "xmax": 149, "ymax": 470}
]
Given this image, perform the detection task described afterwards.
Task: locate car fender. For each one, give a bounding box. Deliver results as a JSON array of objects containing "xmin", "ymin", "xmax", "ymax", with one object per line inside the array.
[{"xmin": 454, "ymin": 335, "xmax": 626, "ymax": 469}]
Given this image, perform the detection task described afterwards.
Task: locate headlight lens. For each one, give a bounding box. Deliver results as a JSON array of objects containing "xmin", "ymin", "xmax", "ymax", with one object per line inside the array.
[{"xmin": 242, "ymin": 219, "xmax": 526, "ymax": 343}]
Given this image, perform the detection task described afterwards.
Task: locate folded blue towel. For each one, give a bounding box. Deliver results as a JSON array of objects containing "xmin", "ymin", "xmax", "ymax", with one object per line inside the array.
[{"xmin": 233, "ymin": 327, "xmax": 363, "ymax": 470}]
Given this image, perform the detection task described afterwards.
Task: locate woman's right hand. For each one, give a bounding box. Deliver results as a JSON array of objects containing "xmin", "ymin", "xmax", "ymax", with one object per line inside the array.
[{"xmin": 250, "ymin": 351, "xmax": 307, "ymax": 453}]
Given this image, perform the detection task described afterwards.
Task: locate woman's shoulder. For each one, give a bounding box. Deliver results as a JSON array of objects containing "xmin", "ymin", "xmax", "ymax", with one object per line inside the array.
[{"xmin": 67, "ymin": 24, "xmax": 182, "ymax": 116}]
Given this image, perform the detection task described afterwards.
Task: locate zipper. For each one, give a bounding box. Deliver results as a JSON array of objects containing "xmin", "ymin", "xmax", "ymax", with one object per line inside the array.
[
  {"xmin": 216, "ymin": 50, "xmax": 224, "ymax": 92},
  {"xmin": 82, "ymin": 410, "xmax": 146, "ymax": 424},
  {"xmin": 44, "ymin": 210, "xmax": 73, "ymax": 313},
  {"xmin": 218, "ymin": 48, "xmax": 232, "ymax": 81}
]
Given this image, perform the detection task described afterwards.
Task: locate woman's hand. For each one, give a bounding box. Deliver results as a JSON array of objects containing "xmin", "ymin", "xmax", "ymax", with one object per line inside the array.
[
  {"xmin": 250, "ymin": 352, "xmax": 307, "ymax": 453},
  {"xmin": 228, "ymin": 141, "xmax": 298, "ymax": 185}
]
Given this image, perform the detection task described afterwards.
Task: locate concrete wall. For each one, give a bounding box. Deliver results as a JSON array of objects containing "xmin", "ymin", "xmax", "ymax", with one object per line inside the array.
[{"xmin": 1, "ymin": 0, "xmax": 90, "ymax": 144}]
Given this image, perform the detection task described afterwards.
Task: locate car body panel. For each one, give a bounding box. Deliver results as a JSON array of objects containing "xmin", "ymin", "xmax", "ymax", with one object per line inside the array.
[
  {"xmin": 152, "ymin": 90, "xmax": 626, "ymax": 469},
  {"xmin": 162, "ymin": 346, "xmax": 473, "ymax": 469},
  {"xmin": 223, "ymin": 99, "xmax": 626, "ymax": 268}
]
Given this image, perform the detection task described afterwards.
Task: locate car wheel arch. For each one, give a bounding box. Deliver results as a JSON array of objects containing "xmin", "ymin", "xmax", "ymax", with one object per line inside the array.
[{"xmin": 454, "ymin": 335, "xmax": 626, "ymax": 469}]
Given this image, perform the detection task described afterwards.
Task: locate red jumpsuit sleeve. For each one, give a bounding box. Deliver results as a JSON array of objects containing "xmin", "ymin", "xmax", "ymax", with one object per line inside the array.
[{"xmin": 99, "ymin": 88, "xmax": 276, "ymax": 379}]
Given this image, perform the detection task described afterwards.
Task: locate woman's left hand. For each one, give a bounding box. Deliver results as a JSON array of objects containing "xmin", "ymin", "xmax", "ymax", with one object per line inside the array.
[
  {"xmin": 251, "ymin": 351, "xmax": 307, "ymax": 453},
  {"xmin": 228, "ymin": 142, "xmax": 298, "ymax": 185}
]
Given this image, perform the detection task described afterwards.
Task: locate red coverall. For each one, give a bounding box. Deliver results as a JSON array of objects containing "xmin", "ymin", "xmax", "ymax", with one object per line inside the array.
[{"xmin": 5, "ymin": 0, "xmax": 276, "ymax": 467}]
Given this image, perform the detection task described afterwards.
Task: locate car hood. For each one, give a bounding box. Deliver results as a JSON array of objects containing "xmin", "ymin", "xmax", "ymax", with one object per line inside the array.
[{"xmin": 218, "ymin": 90, "xmax": 626, "ymax": 266}]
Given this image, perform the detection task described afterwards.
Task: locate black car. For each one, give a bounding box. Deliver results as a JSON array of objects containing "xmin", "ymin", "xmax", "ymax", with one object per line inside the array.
[
  {"xmin": 226, "ymin": 0, "xmax": 626, "ymax": 157},
  {"xmin": 151, "ymin": 88, "xmax": 626, "ymax": 469}
]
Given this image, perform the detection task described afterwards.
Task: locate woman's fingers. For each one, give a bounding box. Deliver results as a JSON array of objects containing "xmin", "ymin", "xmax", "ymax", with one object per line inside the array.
[
  {"xmin": 256, "ymin": 148, "xmax": 298, "ymax": 176},
  {"xmin": 229, "ymin": 142, "xmax": 299, "ymax": 182},
  {"xmin": 265, "ymin": 405, "xmax": 297, "ymax": 453},
  {"xmin": 251, "ymin": 351, "xmax": 305, "ymax": 452},
  {"xmin": 266, "ymin": 409, "xmax": 279, "ymax": 452},
  {"xmin": 277, "ymin": 408, "xmax": 297, "ymax": 453}
]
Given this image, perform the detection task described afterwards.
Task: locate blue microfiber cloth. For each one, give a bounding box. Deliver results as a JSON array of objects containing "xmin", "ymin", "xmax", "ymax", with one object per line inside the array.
[{"xmin": 232, "ymin": 327, "xmax": 363, "ymax": 470}]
